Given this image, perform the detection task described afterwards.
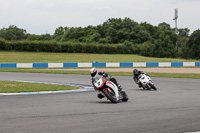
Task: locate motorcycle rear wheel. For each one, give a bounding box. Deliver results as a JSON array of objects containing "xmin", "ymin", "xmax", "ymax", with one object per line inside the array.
[{"xmin": 121, "ymin": 91, "xmax": 128, "ymax": 102}]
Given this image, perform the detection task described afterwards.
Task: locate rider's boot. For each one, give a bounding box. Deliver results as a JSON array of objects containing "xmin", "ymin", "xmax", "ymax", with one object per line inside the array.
[
  {"xmin": 117, "ymin": 84, "xmax": 125, "ymax": 100},
  {"xmin": 97, "ymin": 93, "xmax": 105, "ymax": 99},
  {"xmin": 138, "ymin": 82, "xmax": 142, "ymax": 88},
  {"xmin": 117, "ymin": 84, "xmax": 125, "ymax": 92}
]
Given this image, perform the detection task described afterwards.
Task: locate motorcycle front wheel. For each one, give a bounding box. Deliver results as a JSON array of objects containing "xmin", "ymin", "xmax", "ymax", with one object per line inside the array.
[
  {"xmin": 149, "ymin": 83, "xmax": 157, "ymax": 91},
  {"xmin": 103, "ymin": 89, "xmax": 118, "ymax": 103}
]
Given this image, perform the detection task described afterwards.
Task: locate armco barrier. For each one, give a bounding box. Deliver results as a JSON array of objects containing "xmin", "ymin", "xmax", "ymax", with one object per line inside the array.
[{"xmin": 0, "ymin": 62, "xmax": 200, "ymax": 68}]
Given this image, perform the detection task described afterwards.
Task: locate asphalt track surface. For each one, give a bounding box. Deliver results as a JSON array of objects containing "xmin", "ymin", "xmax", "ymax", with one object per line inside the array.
[{"xmin": 0, "ymin": 72, "xmax": 200, "ymax": 133}]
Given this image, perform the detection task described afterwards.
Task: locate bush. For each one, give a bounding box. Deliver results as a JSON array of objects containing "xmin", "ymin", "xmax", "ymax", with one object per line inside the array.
[
  {"xmin": 139, "ymin": 42, "xmax": 154, "ymax": 57},
  {"xmin": 0, "ymin": 40, "xmax": 188, "ymax": 59},
  {"xmin": 0, "ymin": 38, "xmax": 7, "ymax": 50}
]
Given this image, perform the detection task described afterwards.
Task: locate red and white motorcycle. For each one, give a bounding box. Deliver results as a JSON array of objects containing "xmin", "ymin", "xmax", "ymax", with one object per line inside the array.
[{"xmin": 92, "ymin": 75, "xmax": 128, "ymax": 103}]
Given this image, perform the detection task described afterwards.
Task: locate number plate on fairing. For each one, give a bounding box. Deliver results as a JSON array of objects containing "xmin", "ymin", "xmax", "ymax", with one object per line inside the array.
[{"xmin": 94, "ymin": 78, "xmax": 103, "ymax": 88}]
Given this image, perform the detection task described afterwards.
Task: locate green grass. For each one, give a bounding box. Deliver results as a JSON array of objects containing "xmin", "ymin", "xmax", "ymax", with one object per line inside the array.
[
  {"xmin": 141, "ymin": 72, "xmax": 200, "ymax": 79},
  {"xmin": 0, "ymin": 81, "xmax": 79, "ymax": 93},
  {"xmin": 0, "ymin": 51, "xmax": 200, "ymax": 79},
  {"xmin": 104, "ymin": 72, "xmax": 200, "ymax": 79},
  {"xmin": 0, "ymin": 51, "xmax": 198, "ymax": 63}
]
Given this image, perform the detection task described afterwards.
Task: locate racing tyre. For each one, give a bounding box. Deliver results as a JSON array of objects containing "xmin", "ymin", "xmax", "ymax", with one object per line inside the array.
[
  {"xmin": 103, "ymin": 89, "xmax": 118, "ymax": 103},
  {"xmin": 121, "ymin": 91, "xmax": 128, "ymax": 102},
  {"xmin": 149, "ymin": 83, "xmax": 157, "ymax": 91}
]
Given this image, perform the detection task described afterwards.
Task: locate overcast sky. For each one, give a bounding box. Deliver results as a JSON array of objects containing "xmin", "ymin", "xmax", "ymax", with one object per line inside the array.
[{"xmin": 0, "ymin": 0, "xmax": 199, "ymax": 35}]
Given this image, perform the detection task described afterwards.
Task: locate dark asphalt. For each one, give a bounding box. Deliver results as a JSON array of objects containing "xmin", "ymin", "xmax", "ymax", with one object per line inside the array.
[{"xmin": 0, "ymin": 72, "xmax": 200, "ymax": 133}]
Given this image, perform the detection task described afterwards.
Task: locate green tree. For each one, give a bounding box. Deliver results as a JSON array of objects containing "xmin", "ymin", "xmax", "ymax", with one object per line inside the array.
[
  {"xmin": 158, "ymin": 22, "xmax": 171, "ymax": 30},
  {"xmin": 86, "ymin": 33, "xmax": 101, "ymax": 43},
  {"xmin": 178, "ymin": 28, "xmax": 190, "ymax": 38},
  {"xmin": 42, "ymin": 34, "xmax": 52, "ymax": 40},
  {"xmin": 153, "ymin": 30, "xmax": 177, "ymax": 58},
  {"xmin": 27, "ymin": 34, "xmax": 51, "ymax": 41},
  {"xmin": 53, "ymin": 26, "xmax": 67, "ymax": 41},
  {"xmin": 0, "ymin": 25, "xmax": 27, "ymax": 40},
  {"xmin": 140, "ymin": 22, "xmax": 158, "ymax": 42},
  {"xmin": 97, "ymin": 17, "xmax": 149, "ymax": 44},
  {"xmin": 135, "ymin": 30, "xmax": 151, "ymax": 44},
  {"xmin": 61, "ymin": 26, "xmax": 96, "ymax": 42},
  {"xmin": 178, "ymin": 37, "xmax": 189, "ymax": 58},
  {"xmin": 27, "ymin": 34, "xmax": 43, "ymax": 40},
  {"xmin": 186, "ymin": 30, "xmax": 200, "ymax": 59}
]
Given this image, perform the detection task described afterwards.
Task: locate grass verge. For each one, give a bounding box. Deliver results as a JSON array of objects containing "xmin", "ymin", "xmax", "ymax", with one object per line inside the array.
[
  {"xmin": 108, "ymin": 72, "xmax": 200, "ymax": 79},
  {"xmin": 0, "ymin": 51, "xmax": 198, "ymax": 63},
  {"xmin": 0, "ymin": 81, "xmax": 79, "ymax": 93}
]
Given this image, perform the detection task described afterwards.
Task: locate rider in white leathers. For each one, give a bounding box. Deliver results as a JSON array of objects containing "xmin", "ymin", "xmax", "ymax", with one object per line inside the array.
[{"xmin": 133, "ymin": 69, "xmax": 147, "ymax": 88}]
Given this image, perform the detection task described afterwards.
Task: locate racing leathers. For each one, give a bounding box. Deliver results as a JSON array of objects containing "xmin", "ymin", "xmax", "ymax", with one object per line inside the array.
[
  {"xmin": 133, "ymin": 70, "xmax": 146, "ymax": 88},
  {"xmin": 92, "ymin": 71, "xmax": 123, "ymax": 99}
]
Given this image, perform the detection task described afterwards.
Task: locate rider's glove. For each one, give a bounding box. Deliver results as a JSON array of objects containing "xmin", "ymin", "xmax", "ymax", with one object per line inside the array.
[{"xmin": 102, "ymin": 73, "xmax": 108, "ymax": 77}]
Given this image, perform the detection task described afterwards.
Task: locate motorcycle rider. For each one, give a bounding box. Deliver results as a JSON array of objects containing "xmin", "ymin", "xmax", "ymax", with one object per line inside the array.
[
  {"xmin": 133, "ymin": 69, "xmax": 147, "ymax": 88},
  {"xmin": 90, "ymin": 67, "xmax": 124, "ymax": 99}
]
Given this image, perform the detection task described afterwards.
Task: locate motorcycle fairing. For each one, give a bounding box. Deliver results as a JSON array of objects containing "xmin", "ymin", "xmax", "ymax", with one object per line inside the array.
[{"xmin": 106, "ymin": 81, "xmax": 119, "ymax": 100}]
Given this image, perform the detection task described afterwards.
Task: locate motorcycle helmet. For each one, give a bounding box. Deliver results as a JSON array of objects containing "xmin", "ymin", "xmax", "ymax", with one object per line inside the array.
[
  {"xmin": 133, "ymin": 69, "xmax": 138, "ymax": 75},
  {"xmin": 90, "ymin": 68, "xmax": 98, "ymax": 77}
]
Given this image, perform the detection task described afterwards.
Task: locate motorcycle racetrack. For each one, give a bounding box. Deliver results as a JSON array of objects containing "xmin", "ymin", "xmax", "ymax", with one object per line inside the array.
[{"xmin": 0, "ymin": 72, "xmax": 200, "ymax": 133}]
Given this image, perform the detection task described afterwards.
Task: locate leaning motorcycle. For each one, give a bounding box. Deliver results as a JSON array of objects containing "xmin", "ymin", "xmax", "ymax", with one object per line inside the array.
[
  {"xmin": 92, "ymin": 75, "xmax": 128, "ymax": 103},
  {"xmin": 137, "ymin": 74, "xmax": 157, "ymax": 91}
]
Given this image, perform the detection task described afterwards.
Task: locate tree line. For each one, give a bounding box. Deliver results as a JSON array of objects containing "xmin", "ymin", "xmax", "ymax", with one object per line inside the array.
[{"xmin": 0, "ymin": 18, "xmax": 199, "ymax": 59}]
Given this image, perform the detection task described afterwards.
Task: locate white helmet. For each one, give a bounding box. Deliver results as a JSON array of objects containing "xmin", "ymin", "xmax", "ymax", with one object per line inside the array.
[{"xmin": 90, "ymin": 68, "xmax": 98, "ymax": 77}]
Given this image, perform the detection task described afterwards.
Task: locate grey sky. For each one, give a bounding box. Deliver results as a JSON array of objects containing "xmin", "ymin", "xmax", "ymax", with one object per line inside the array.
[{"xmin": 0, "ymin": 0, "xmax": 199, "ymax": 35}]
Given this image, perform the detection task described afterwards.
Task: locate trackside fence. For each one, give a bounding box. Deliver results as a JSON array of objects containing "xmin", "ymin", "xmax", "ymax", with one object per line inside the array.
[{"xmin": 0, "ymin": 62, "xmax": 200, "ymax": 68}]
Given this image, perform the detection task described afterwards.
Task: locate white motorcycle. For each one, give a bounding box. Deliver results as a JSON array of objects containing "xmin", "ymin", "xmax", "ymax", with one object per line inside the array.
[{"xmin": 137, "ymin": 74, "xmax": 157, "ymax": 91}]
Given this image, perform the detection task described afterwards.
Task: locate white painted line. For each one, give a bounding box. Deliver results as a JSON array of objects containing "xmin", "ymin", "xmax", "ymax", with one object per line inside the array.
[{"xmin": 185, "ymin": 131, "xmax": 200, "ymax": 133}]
